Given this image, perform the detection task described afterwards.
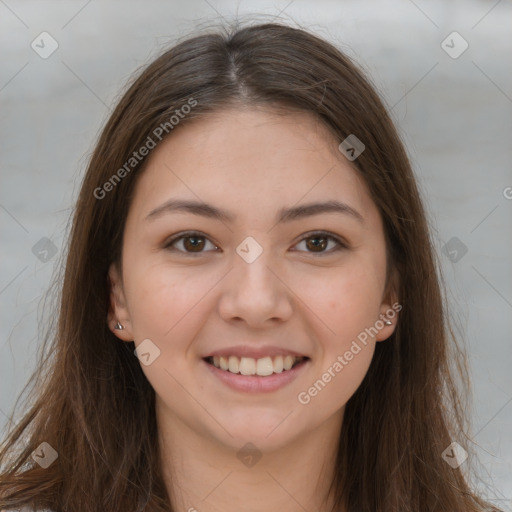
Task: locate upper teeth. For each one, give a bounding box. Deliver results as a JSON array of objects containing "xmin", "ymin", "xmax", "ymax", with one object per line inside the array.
[{"xmin": 211, "ymin": 355, "xmax": 302, "ymax": 376}]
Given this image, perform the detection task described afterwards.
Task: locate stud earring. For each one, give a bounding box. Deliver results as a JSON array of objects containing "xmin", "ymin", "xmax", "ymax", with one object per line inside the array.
[
  {"xmin": 114, "ymin": 321, "xmax": 124, "ymax": 330},
  {"xmin": 383, "ymin": 320, "xmax": 393, "ymax": 326}
]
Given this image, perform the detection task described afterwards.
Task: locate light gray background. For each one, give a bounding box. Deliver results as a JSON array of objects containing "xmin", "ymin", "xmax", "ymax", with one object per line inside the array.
[{"xmin": 1, "ymin": 0, "xmax": 511, "ymax": 508}]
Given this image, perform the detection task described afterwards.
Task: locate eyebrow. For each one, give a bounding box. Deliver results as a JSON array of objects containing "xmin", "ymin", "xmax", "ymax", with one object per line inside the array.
[{"xmin": 145, "ymin": 198, "xmax": 364, "ymax": 224}]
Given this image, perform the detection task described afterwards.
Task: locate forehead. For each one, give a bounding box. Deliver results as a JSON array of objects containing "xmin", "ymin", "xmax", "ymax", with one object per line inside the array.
[{"xmin": 128, "ymin": 107, "xmax": 380, "ymax": 228}]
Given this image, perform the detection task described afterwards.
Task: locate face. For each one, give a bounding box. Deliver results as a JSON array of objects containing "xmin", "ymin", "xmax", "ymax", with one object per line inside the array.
[{"xmin": 108, "ymin": 107, "xmax": 398, "ymax": 453}]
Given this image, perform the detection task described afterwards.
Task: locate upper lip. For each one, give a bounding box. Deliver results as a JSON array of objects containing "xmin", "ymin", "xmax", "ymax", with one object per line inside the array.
[{"xmin": 204, "ymin": 345, "xmax": 309, "ymax": 359}]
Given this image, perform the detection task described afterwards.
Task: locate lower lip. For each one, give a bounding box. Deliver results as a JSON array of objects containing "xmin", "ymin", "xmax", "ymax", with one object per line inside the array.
[{"xmin": 203, "ymin": 358, "xmax": 309, "ymax": 393}]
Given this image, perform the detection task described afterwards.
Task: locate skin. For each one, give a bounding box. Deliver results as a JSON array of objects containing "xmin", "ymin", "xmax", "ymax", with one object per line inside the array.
[{"xmin": 108, "ymin": 107, "xmax": 398, "ymax": 512}]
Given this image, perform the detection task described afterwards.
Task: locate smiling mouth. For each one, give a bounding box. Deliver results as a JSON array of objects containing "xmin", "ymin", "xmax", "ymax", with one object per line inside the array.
[{"xmin": 204, "ymin": 355, "xmax": 309, "ymax": 377}]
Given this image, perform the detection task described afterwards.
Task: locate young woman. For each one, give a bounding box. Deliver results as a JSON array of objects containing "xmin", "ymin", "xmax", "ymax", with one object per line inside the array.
[{"xmin": 0, "ymin": 22, "xmax": 501, "ymax": 512}]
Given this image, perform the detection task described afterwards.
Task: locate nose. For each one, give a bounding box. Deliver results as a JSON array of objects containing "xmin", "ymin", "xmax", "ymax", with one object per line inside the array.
[{"xmin": 217, "ymin": 248, "xmax": 294, "ymax": 328}]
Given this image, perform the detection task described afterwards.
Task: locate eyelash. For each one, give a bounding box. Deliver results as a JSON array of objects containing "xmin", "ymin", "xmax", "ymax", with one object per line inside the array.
[{"xmin": 163, "ymin": 230, "xmax": 348, "ymax": 256}]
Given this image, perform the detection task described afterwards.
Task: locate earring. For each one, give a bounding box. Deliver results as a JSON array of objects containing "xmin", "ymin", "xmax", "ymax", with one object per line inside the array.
[
  {"xmin": 114, "ymin": 321, "xmax": 124, "ymax": 330},
  {"xmin": 383, "ymin": 320, "xmax": 393, "ymax": 326}
]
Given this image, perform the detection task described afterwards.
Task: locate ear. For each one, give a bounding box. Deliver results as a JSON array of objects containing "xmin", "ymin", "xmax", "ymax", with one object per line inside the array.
[
  {"xmin": 375, "ymin": 267, "xmax": 400, "ymax": 342},
  {"xmin": 107, "ymin": 262, "xmax": 134, "ymax": 342}
]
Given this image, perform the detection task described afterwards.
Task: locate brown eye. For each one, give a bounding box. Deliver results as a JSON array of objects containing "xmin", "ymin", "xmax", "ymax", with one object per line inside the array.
[
  {"xmin": 165, "ymin": 232, "xmax": 218, "ymax": 254},
  {"xmin": 294, "ymin": 232, "xmax": 347, "ymax": 254},
  {"xmin": 182, "ymin": 235, "xmax": 205, "ymax": 252},
  {"xmin": 305, "ymin": 235, "xmax": 328, "ymax": 252}
]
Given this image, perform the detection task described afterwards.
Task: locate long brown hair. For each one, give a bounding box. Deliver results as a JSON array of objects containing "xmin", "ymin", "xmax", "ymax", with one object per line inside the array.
[{"xmin": 0, "ymin": 21, "xmax": 500, "ymax": 512}]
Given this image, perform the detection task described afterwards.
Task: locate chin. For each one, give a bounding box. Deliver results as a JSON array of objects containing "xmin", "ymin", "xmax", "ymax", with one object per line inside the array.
[{"xmin": 213, "ymin": 410, "xmax": 308, "ymax": 451}]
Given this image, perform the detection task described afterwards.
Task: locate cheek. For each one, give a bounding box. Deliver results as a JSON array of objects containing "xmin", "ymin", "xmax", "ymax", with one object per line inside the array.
[
  {"xmin": 123, "ymin": 261, "xmax": 216, "ymax": 351},
  {"xmin": 299, "ymin": 342, "xmax": 374, "ymax": 416},
  {"xmin": 122, "ymin": 263, "xmax": 218, "ymax": 399},
  {"xmin": 308, "ymin": 259, "xmax": 385, "ymax": 338},
  {"xmin": 296, "ymin": 261, "xmax": 383, "ymax": 408}
]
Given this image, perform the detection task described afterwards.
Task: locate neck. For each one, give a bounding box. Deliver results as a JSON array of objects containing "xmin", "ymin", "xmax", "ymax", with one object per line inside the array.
[{"xmin": 156, "ymin": 403, "xmax": 345, "ymax": 512}]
